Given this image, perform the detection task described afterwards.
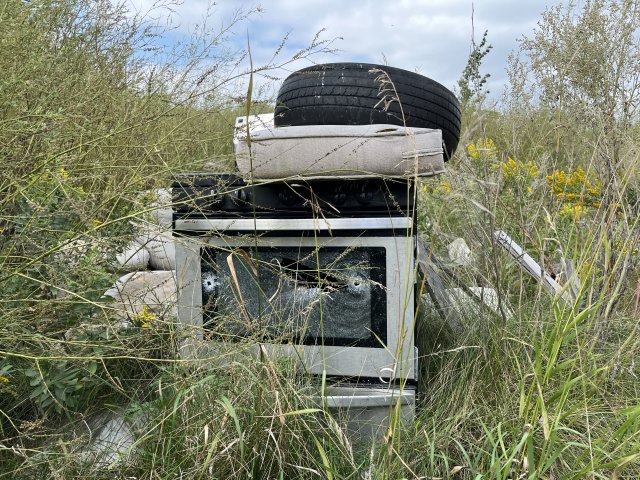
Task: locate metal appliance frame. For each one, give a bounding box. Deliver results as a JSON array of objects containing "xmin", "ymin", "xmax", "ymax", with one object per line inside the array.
[{"xmin": 174, "ymin": 216, "xmax": 417, "ymax": 382}]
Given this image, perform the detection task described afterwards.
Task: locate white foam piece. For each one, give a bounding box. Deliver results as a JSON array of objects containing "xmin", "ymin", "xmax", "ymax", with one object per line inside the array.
[{"xmin": 235, "ymin": 124, "xmax": 445, "ymax": 180}]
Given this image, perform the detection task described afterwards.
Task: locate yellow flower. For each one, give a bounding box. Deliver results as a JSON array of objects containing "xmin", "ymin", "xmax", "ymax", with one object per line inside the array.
[
  {"xmin": 586, "ymin": 179, "xmax": 603, "ymax": 196},
  {"xmin": 560, "ymin": 202, "xmax": 587, "ymax": 220},
  {"xmin": 502, "ymin": 157, "xmax": 519, "ymax": 177},
  {"xmin": 493, "ymin": 157, "xmax": 539, "ymax": 181},
  {"xmin": 524, "ymin": 160, "xmax": 540, "ymax": 178},
  {"xmin": 422, "ymin": 181, "xmax": 452, "ymax": 195},
  {"xmin": 547, "ymin": 166, "xmax": 603, "ymax": 212},
  {"xmin": 439, "ymin": 181, "xmax": 452, "ymax": 194},
  {"xmin": 467, "ymin": 138, "xmax": 496, "ymax": 160},
  {"xmin": 557, "ymin": 193, "xmax": 581, "ymax": 200},
  {"xmin": 132, "ymin": 304, "xmax": 156, "ymax": 328},
  {"xmin": 59, "ymin": 167, "xmax": 70, "ymax": 179},
  {"xmin": 546, "ymin": 170, "xmax": 568, "ymax": 194},
  {"xmin": 0, "ymin": 376, "xmax": 9, "ymax": 384}
]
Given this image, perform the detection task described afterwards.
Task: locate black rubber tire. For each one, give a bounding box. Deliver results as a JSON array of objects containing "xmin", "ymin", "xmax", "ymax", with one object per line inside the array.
[{"xmin": 274, "ymin": 62, "xmax": 461, "ymax": 159}]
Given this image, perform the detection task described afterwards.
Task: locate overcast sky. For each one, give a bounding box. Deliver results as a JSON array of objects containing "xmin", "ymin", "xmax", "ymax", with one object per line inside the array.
[{"xmin": 126, "ymin": 0, "xmax": 569, "ymax": 100}]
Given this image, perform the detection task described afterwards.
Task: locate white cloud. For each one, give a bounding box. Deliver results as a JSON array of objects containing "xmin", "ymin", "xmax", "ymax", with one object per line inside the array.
[{"xmin": 122, "ymin": 0, "xmax": 565, "ymax": 101}]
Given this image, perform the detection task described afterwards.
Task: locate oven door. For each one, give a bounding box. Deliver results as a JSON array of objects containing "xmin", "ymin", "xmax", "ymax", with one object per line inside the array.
[{"xmin": 175, "ymin": 233, "xmax": 415, "ymax": 381}]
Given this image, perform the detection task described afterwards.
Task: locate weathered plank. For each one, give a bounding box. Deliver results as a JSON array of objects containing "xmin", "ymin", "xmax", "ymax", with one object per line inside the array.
[
  {"xmin": 416, "ymin": 239, "xmax": 464, "ymax": 335},
  {"xmin": 493, "ymin": 230, "xmax": 573, "ymax": 306}
]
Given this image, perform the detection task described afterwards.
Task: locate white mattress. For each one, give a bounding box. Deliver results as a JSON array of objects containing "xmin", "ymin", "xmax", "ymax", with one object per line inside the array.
[{"xmin": 234, "ymin": 124, "xmax": 445, "ymax": 180}]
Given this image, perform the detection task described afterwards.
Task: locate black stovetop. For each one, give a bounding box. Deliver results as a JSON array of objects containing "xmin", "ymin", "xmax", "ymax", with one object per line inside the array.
[{"xmin": 172, "ymin": 174, "xmax": 414, "ymax": 219}]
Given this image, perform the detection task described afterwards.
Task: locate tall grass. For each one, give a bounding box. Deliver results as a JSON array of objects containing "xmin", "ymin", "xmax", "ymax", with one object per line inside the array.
[{"xmin": 1, "ymin": 0, "xmax": 639, "ymax": 479}]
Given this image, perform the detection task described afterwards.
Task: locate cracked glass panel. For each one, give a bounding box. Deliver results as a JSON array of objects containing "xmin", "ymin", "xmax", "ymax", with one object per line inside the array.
[{"xmin": 200, "ymin": 246, "xmax": 387, "ymax": 347}]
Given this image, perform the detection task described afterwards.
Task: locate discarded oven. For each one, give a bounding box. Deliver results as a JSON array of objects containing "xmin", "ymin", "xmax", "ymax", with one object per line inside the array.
[{"xmin": 172, "ymin": 174, "xmax": 418, "ymax": 435}]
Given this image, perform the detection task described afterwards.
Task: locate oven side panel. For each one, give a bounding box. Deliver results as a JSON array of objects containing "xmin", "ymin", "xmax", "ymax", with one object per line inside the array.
[
  {"xmin": 384, "ymin": 235, "xmax": 416, "ymax": 381},
  {"xmin": 175, "ymin": 237, "xmax": 204, "ymax": 357}
]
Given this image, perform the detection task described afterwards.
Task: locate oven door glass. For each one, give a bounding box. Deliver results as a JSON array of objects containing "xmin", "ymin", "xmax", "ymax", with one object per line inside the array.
[{"xmin": 200, "ymin": 246, "xmax": 387, "ymax": 348}]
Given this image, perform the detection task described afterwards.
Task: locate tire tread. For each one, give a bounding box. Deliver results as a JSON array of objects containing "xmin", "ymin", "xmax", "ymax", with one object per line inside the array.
[{"xmin": 275, "ymin": 62, "xmax": 461, "ymax": 158}]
